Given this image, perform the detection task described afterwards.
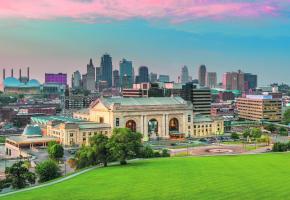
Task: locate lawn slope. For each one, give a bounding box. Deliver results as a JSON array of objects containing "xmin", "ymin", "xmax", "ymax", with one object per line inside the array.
[{"xmin": 3, "ymin": 153, "xmax": 290, "ymax": 200}]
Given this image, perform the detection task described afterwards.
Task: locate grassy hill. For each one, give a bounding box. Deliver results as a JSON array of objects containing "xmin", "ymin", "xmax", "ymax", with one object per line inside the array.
[{"xmin": 3, "ymin": 153, "xmax": 290, "ymax": 200}]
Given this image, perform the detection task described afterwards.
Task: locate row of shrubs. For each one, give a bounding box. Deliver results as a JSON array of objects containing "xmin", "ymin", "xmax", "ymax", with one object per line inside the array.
[
  {"xmin": 272, "ymin": 142, "xmax": 290, "ymax": 152},
  {"xmin": 140, "ymin": 146, "xmax": 170, "ymax": 158}
]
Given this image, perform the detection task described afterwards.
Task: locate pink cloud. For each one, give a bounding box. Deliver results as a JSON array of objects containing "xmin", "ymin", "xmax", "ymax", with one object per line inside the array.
[{"xmin": 0, "ymin": 0, "xmax": 288, "ymax": 23}]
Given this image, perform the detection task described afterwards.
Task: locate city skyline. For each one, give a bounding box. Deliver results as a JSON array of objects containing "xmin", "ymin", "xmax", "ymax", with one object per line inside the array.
[{"xmin": 0, "ymin": 1, "xmax": 290, "ymax": 85}]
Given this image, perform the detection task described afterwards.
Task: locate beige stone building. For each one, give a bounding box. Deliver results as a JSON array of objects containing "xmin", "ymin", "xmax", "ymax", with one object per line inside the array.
[
  {"xmin": 237, "ymin": 95, "xmax": 282, "ymax": 122},
  {"xmin": 74, "ymin": 97, "xmax": 194, "ymax": 140},
  {"xmin": 192, "ymin": 116, "xmax": 224, "ymax": 137}
]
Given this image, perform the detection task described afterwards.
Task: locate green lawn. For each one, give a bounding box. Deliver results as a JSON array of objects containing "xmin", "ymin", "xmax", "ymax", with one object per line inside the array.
[{"xmin": 3, "ymin": 153, "xmax": 290, "ymax": 200}]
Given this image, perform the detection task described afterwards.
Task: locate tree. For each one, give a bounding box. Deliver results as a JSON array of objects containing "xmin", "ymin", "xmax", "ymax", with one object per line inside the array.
[
  {"xmin": 231, "ymin": 133, "xmax": 240, "ymax": 140},
  {"xmin": 36, "ymin": 160, "xmax": 61, "ymax": 183},
  {"xmin": 252, "ymin": 128, "xmax": 262, "ymax": 139},
  {"xmin": 75, "ymin": 146, "xmax": 97, "ymax": 169},
  {"xmin": 48, "ymin": 144, "xmax": 64, "ymax": 161},
  {"xmin": 272, "ymin": 142, "xmax": 288, "ymax": 152},
  {"xmin": 265, "ymin": 124, "xmax": 276, "ymax": 133},
  {"xmin": 5, "ymin": 161, "xmax": 36, "ymax": 189},
  {"xmin": 90, "ymin": 133, "xmax": 111, "ymax": 167},
  {"xmin": 109, "ymin": 128, "xmax": 142, "ymax": 165},
  {"xmin": 243, "ymin": 129, "xmax": 251, "ymax": 139},
  {"xmin": 279, "ymin": 127, "xmax": 288, "ymax": 136},
  {"xmin": 283, "ymin": 109, "xmax": 290, "ymax": 125}
]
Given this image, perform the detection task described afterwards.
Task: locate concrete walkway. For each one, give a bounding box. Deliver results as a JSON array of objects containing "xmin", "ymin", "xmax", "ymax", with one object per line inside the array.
[{"xmin": 0, "ymin": 165, "xmax": 98, "ymax": 197}]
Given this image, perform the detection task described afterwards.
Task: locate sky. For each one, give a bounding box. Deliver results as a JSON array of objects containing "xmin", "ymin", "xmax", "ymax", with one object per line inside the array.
[{"xmin": 0, "ymin": 0, "xmax": 290, "ymax": 86}]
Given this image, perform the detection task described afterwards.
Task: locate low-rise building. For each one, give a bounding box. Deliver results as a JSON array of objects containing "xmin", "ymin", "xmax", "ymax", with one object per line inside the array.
[{"xmin": 237, "ymin": 95, "xmax": 282, "ymax": 122}]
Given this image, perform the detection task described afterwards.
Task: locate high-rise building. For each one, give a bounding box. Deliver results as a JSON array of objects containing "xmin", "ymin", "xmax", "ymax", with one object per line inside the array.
[
  {"xmin": 85, "ymin": 58, "xmax": 96, "ymax": 92},
  {"xmin": 95, "ymin": 66, "xmax": 101, "ymax": 92},
  {"xmin": 237, "ymin": 95, "xmax": 282, "ymax": 122},
  {"xmin": 119, "ymin": 59, "xmax": 133, "ymax": 88},
  {"xmin": 244, "ymin": 73, "xmax": 257, "ymax": 91},
  {"xmin": 181, "ymin": 83, "xmax": 211, "ymax": 116},
  {"xmin": 72, "ymin": 71, "xmax": 81, "ymax": 89},
  {"xmin": 100, "ymin": 54, "xmax": 113, "ymax": 88},
  {"xmin": 206, "ymin": 72, "xmax": 217, "ymax": 88},
  {"xmin": 158, "ymin": 75, "xmax": 170, "ymax": 83},
  {"xmin": 181, "ymin": 65, "xmax": 189, "ymax": 84},
  {"xmin": 113, "ymin": 69, "xmax": 120, "ymax": 88},
  {"xmin": 150, "ymin": 72, "xmax": 158, "ymax": 83},
  {"xmin": 136, "ymin": 66, "xmax": 149, "ymax": 83},
  {"xmin": 222, "ymin": 70, "xmax": 244, "ymax": 91},
  {"xmin": 45, "ymin": 73, "xmax": 67, "ymax": 85},
  {"xmin": 198, "ymin": 65, "xmax": 207, "ymax": 87}
]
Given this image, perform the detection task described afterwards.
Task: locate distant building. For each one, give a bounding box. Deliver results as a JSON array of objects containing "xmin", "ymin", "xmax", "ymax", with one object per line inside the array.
[
  {"xmin": 72, "ymin": 71, "xmax": 81, "ymax": 89},
  {"xmin": 150, "ymin": 73, "xmax": 158, "ymax": 83},
  {"xmin": 206, "ymin": 72, "xmax": 217, "ymax": 88},
  {"xmin": 244, "ymin": 73, "xmax": 257, "ymax": 91},
  {"xmin": 136, "ymin": 66, "xmax": 149, "ymax": 83},
  {"xmin": 95, "ymin": 67, "xmax": 101, "ymax": 91},
  {"xmin": 237, "ymin": 95, "xmax": 282, "ymax": 122},
  {"xmin": 64, "ymin": 95, "xmax": 97, "ymax": 110},
  {"xmin": 158, "ymin": 75, "xmax": 170, "ymax": 83},
  {"xmin": 101, "ymin": 54, "xmax": 113, "ymax": 88},
  {"xmin": 45, "ymin": 73, "xmax": 67, "ymax": 85},
  {"xmin": 198, "ymin": 65, "xmax": 207, "ymax": 87},
  {"xmin": 113, "ymin": 69, "xmax": 120, "ymax": 88},
  {"xmin": 222, "ymin": 70, "xmax": 244, "ymax": 91},
  {"xmin": 181, "ymin": 65, "xmax": 189, "ymax": 84},
  {"xmin": 119, "ymin": 58, "xmax": 133, "ymax": 88},
  {"xmin": 3, "ymin": 77, "xmax": 41, "ymax": 95},
  {"xmin": 85, "ymin": 59, "xmax": 96, "ymax": 92},
  {"xmin": 181, "ymin": 83, "xmax": 211, "ymax": 116}
]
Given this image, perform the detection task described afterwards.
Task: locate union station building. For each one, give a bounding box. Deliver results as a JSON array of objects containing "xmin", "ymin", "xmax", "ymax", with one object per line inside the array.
[
  {"xmin": 73, "ymin": 97, "xmax": 224, "ymax": 141},
  {"xmin": 19, "ymin": 97, "xmax": 224, "ymax": 147}
]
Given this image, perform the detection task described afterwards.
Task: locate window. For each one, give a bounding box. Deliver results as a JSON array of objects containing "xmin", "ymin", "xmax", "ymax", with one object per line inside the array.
[
  {"xmin": 83, "ymin": 133, "xmax": 86, "ymax": 137},
  {"xmin": 100, "ymin": 117, "xmax": 104, "ymax": 123},
  {"xmin": 188, "ymin": 126, "xmax": 191, "ymax": 129},
  {"xmin": 116, "ymin": 118, "xmax": 120, "ymax": 127},
  {"xmin": 70, "ymin": 133, "xmax": 74, "ymax": 137},
  {"xmin": 187, "ymin": 115, "xmax": 191, "ymax": 122}
]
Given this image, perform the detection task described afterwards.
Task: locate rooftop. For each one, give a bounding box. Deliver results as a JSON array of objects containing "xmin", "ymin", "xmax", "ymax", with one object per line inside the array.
[
  {"xmin": 31, "ymin": 116, "xmax": 86, "ymax": 124},
  {"xmin": 100, "ymin": 97, "xmax": 187, "ymax": 107}
]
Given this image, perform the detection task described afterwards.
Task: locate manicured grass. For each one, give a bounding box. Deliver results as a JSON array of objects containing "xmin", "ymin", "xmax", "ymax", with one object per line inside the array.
[{"xmin": 3, "ymin": 153, "xmax": 290, "ymax": 200}]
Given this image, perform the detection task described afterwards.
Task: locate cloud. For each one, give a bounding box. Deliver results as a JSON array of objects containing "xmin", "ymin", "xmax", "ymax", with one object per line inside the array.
[{"xmin": 0, "ymin": 0, "xmax": 289, "ymax": 23}]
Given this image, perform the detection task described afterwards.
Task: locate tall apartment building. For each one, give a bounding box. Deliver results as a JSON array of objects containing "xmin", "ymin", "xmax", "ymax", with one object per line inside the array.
[
  {"xmin": 206, "ymin": 72, "xmax": 217, "ymax": 88},
  {"xmin": 181, "ymin": 83, "xmax": 211, "ymax": 116},
  {"xmin": 237, "ymin": 95, "xmax": 282, "ymax": 122},
  {"xmin": 222, "ymin": 70, "xmax": 244, "ymax": 91}
]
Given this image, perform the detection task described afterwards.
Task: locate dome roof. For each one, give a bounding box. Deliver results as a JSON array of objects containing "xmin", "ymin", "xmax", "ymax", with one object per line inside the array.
[
  {"xmin": 23, "ymin": 125, "xmax": 42, "ymax": 137},
  {"xmin": 3, "ymin": 77, "xmax": 21, "ymax": 87},
  {"xmin": 27, "ymin": 79, "xmax": 40, "ymax": 87}
]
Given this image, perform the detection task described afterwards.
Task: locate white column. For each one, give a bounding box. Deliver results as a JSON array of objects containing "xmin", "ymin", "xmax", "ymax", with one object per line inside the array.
[{"xmin": 144, "ymin": 115, "xmax": 147, "ymax": 137}]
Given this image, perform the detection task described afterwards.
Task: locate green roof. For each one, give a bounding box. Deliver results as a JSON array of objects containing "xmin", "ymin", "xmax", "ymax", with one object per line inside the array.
[
  {"xmin": 101, "ymin": 97, "xmax": 187, "ymax": 107},
  {"xmin": 31, "ymin": 116, "xmax": 86, "ymax": 124},
  {"xmin": 78, "ymin": 123, "xmax": 111, "ymax": 129},
  {"xmin": 23, "ymin": 125, "xmax": 42, "ymax": 137}
]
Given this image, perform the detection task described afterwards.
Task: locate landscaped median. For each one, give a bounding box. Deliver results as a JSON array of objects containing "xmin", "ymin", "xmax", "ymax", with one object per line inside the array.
[{"xmin": 2, "ymin": 153, "xmax": 290, "ymax": 200}]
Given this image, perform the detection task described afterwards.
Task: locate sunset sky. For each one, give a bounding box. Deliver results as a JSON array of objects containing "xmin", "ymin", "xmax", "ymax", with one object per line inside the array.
[{"xmin": 0, "ymin": 0, "xmax": 289, "ymax": 85}]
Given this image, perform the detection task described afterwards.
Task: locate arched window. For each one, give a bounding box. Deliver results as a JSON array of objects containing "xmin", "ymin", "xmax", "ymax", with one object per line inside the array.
[
  {"xmin": 126, "ymin": 120, "xmax": 136, "ymax": 132},
  {"xmin": 148, "ymin": 119, "xmax": 158, "ymax": 136},
  {"xmin": 169, "ymin": 118, "xmax": 179, "ymax": 133}
]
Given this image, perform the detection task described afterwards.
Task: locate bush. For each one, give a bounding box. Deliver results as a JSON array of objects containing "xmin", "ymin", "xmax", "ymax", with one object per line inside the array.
[
  {"xmin": 272, "ymin": 142, "xmax": 288, "ymax": 152},
  {"xmin": 231, "ymin": 133, "xmax": 240, "ymax": 140},
  {"xmin": 161, "ymin": 149, "xmax": 170, "ymax": 157},
  {"xmin": 36, "ymin": 160, "xmax": 61, "ymax": 183},
  {"xmin": 153, "ymin": 151, "xmax": 161, "ymax": 158},
  {"xmin": 140, "ymin": 146, "xmax": 154, "ymax": 158}
]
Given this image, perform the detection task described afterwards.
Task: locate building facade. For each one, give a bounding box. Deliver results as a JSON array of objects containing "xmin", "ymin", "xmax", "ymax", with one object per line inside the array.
[
  {"xmin": 198, "ymin": 65, "xmax": 207, "ymax": 87},
  {"xmin": 237, "ymin": 95, "xmax": 282, "ymax": 122},
  {"xmin": 45, "ymin": 73, "xmax": 67, "ymax": 85}
]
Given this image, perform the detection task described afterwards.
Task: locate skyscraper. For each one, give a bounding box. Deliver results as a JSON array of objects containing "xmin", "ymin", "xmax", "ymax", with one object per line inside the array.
[
  {"xmin": 95, "ymin": 66, "xmax": 101, "ymax": 91},
  {"xmin": 206, "ymin": 72, "xmax": 217, "ymax": 88},
  {"xmin": 198, "ymin": 65, "xmax": 206, "ymax": 87},
  {"xmin": 113, "ymin": 69, "xmax": 120, "ymax": 88},
  {"xmin": 72, "ymin": 70, "xmax": 81, "ymax": 89},
  {"xmin": 119, "ymin": 58, "xmax": 133, "ymax": 88},
  {"xmin": 181, "ymin": 65, "xmax": 189, "ymax": 84},
  {"xmin": 222, "ymin": 70, "xmax": 244, "ymax": 91},
  {"xmin": 150, "ymin": 72, "xmax": 158, "ymax": 83},
  {"xmin": 100, "ymin": 54, "xmax": 113, "ymax": 88},
  {"xmin": 136, "ymin": 66, "xmax": 149, "ymax": 83},
  {"xmin": 158, "ymin": 75, "xmax": 170, "ymax": 83},
  {"xmin": 85, "ymin": 58, "xmax": 96, "ymax": 92},
  {"xmin": 244, "ymin": 73, "xmax": 258, "ymax": 91}
]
